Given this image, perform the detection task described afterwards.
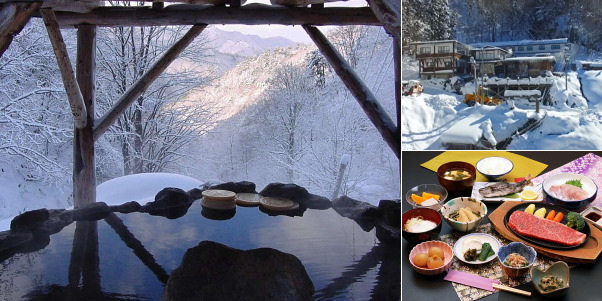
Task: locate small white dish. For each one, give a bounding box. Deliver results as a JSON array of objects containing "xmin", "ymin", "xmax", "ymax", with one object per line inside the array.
[
  {"xmin": 581, "ymin": 206, "xmax": 602, "ymax": 231},
  {"xmin": 453, "ymin": 233, "xmax": 501, "ymax": 264},
  {"xmin": 472, "ymin": 182, "xmax": 543, "ymax": 203}
]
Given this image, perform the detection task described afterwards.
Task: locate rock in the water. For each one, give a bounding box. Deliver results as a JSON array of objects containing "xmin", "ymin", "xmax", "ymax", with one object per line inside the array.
[
  {"xmin": 110, "ymin": 201, "xmax": 141, "ymax": 214},
  {"xmin": 10, "ymin": 209, "xmax": 49, "ymax": 232},
  {"xmin": 37, "ymin": 209, "xmax": 74, "ymax": 235},
  {"xmin": 142, "ymin": 188, "xmax": 192, "ymax": 211},
  {"xmin": 378, "ymin": 199, "xmax": 401, "ymax": 228},
  {"xmin": 162, "ymin": 241, "xmax": 314, "ymax": 301},
  {"xmin": 0, "ymin": 230, "xmax": 33, "ymax": 251},
  {"xmin": 332, "ymin": 195, "xmax": 380, "ymax": 231},
  {"xmin": 333, "ymin": 195, "xmax": 380, "ymax": 220},
  {"xmin": 260, "ymin": 183, "xmax": 331, "ymax": 210},
  {"xmin": 209, "ymin": 181, "xmax": 256, "ymax": 193},
  {"xmin": 73, "ymin": 202, "xmax": 111, "ymax": 221},
  {"xmin": 187, "ymin": 188, "xmax": 204, "ymax": 200},
  {"xmin": 375, "ymin": 221, "xmax": 401, "ymax": 247}
]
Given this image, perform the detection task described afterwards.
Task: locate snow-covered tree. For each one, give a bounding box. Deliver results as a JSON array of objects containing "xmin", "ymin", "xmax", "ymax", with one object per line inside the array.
[
  {"xmin": 0, "ymin": 19, "xmax": 72, "ymax": 185},
  {"xmin": 95, "ymin": 23, "xmax": 213, "ymax": 175}
]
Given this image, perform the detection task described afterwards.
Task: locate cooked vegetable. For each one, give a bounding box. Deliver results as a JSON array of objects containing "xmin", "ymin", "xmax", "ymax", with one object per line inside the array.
[
  {"xmin": 546, "ymin": 210, "xmax": 556, "ymax": 220},
  {"xmin": 478, "ymin": 242, "xmax": 494, "ymax": 261},
  {"xmin": 534, "ymin": 207, "xmax": 547, "ymax": 218},
  {"xmin": 553, "ymin": 212, "xmax": 564, "ymax": 223},
  {"xmin": 538, "ymin": 275, "xmax": 565, "ymax": 292},
  {"xmin": 565, "ymin": 179, "xmax": 583, "ymax": 188},
  {"xmin": 449, "ymin": 207, "xmax": 480, "ymax": 222},
  {"xmin": 464, "ymin": 248, "xmax": 479, "ymax": 261},
  {"xmin": 504, "ymin": 253, "xmax": 529, "ymax": 267},
  {"xmin": 566, "ymin": 212, "xmax": 586, "ymax": 231},
  {"xmin": 525, "ymin": 204, "xmax": 536, "ymax": 215}
]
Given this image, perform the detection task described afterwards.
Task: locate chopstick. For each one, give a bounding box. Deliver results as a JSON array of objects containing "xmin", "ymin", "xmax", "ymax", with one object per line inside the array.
[{"xmin": 492, "ymin": 283, "xmax": 532, "ymax": 296}]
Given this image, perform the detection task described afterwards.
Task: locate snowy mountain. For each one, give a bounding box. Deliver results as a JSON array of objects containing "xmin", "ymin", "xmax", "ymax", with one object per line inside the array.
[
  {"xmin": 182, "ymin": 43, "xmax": 313, "ymax": 122},
  {"xmin": 203, "ymin": 26, "xmax": 298, "ymax": 74}
]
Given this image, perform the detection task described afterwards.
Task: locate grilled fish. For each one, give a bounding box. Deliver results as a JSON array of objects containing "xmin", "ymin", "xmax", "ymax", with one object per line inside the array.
[{"xmin": 478, "ymin": 175, "xmax": 532, "ymax": 198}]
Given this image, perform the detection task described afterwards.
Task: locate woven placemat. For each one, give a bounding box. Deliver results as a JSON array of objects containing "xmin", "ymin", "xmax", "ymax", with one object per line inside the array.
[{"xmin": 439, "ymin": 223, "xmax": 577, "ymax": 301}]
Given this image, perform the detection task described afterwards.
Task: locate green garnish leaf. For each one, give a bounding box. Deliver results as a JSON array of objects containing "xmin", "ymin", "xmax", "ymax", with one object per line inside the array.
[
  {"xmin": 504, "ymin": 193, "xmax": 520, "ymax": 199},
  {"xmin": 565, "ymin": 179, "xmax": 583, "ymax": 188}
]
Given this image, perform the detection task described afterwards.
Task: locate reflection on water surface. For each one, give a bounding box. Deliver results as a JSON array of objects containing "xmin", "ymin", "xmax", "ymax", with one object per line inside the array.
[{"xmin": 0, "ymin": 202, "xmax": 400, "ymax": 300}]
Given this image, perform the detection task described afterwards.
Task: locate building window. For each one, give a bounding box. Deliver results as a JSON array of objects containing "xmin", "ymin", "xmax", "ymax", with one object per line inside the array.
[
  {"xmin": 551, "ymin": 44, "xmax": 561, "ymax": 50},
  {"xmin": 438, "ymin": 46, "xmax": 451, "ymax": 53},
  {"xmin": 444, "ymin": 61, "xmax": 453, "ymax": 67},
  {"xmin": 539, "ymin": 45, "xmax": 545, "ymax": 50},
  {"xmin": 527, "ymin": 46, "xmax": 533, "ymax": 51},
  {"xmin": 426, "ymin": 61, "xmax": 434, "ymax": 67},
  {"xmin": 420, "ymin": 47, "xmax": 431, "ymax": 54},
  {"xmin": 518, "ymin": 46, "xmax": 524, "ymax": 51}
]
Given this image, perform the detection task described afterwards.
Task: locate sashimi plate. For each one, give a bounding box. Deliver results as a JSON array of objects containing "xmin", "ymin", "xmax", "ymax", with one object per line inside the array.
[
  {"xmin": 472, "ymin": 182, "xmax": 543, "ymax": 203},
  {"xmin": 503, "ymin": 203, "xmax": 591, "ymax": 250}
]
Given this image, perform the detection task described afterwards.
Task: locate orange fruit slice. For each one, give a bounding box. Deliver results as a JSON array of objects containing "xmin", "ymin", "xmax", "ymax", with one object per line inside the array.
[
  {"xmin": 422, "ymin": 192, "xmax": 440, "ymax": 200},
  {"xmin": 411, "ymin": 194, "xmax": 427, "ymax": 204}
]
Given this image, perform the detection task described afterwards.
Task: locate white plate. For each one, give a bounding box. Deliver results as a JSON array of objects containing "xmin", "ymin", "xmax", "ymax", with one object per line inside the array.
[
  {"xmin": 471, "ymin": 182, "xmax": 543, "ymax": 203},
  {"xmin": 453, "ymin": 233, "xmax": 501, "ymax": 265}
]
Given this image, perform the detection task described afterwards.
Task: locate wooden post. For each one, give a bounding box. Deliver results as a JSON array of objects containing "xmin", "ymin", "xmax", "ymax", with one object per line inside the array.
[
  {"xmin": 40, "ymin": 8, "xmax": 88, "ymax": 129},
  {"xmin": 94, "ymin": 24, "xmax": 206, "ymax": 140},
  {"xmin": 303, "ymin": 25, "xmax": 400, "ymax": 159},
  {"xmin": 393, "ymin": 37, "xmax": 400, "ymax": 140},
  {"xmin": 73, "ymin": 25, "xmax": 96, "ymax": 207},
  {"xmin": 0, "ymin": 2, "xmax": 41, "ymax": 58}
]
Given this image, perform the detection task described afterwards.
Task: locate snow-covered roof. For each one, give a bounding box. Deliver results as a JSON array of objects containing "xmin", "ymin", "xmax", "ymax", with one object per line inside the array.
[
  {"xmin": 409, "ymin": 40, "xmax": 469, "ymax": 46},
  {"xmin": 503, "ymin": 56, "xmax": 556, "ymax": 62},
  {"xmin": 470, "ymin": 38, "xmax": 568, "ymax": 49},
  {"xmin": 504, "ymin": 90, "xmax": 541, "ymax": 97}
]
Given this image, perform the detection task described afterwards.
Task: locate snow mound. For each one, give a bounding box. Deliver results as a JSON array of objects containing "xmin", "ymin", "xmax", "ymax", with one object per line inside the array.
[{"xmin": 96, "ymin": 173, "xmax": 203, "ymax": 206}]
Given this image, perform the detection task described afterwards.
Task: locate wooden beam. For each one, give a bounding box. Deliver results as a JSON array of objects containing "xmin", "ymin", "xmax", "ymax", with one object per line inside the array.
[
  {"xmin": 40, "ymin": 8, "xmax": 88, "ymax": 129},
  {"xmin": 93, "ymin": 24, "xmax": 206, "ymax": 141},
  {"xmin": 49, "ymin": 5, "xmax": 379, "ymax": 27},
  {"xmin": 73, "ymin": 24, "xmax": 96, "ymax": 208},
  {"xmin": 367, "ymin": 0, "xmax": 400, "ymax": 47},
  {"xmin": 303, "ymin": 25, "xmax": 400, "ymax": 159},
  {"xmin": 0, "ymin": 2, "xmax": 41, "ymax": 58}
]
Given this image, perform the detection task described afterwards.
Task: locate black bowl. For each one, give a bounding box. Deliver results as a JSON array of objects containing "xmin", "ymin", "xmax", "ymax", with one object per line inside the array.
[
  {"xmin": 402, "ymin": 208, "xmax": 442, "ymax": 244},
  {"xmin": 437, "ymin": 161, "xmax": 477, "ymax": 194}
]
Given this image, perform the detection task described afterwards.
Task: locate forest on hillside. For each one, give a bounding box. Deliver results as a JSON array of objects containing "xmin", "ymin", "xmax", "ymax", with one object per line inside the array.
[
  {"xmin": 402, "ymin": 0, "xmax": 602, "ymax": 51},
  {"xmin": 0, "ymin": 20, "xmax": 397, "ymax": 218}
]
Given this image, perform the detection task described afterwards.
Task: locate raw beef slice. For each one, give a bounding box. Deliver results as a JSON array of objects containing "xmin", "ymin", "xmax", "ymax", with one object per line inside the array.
[{"xmin": 507, "ymin": 210, "xmax": 586, "ymax": 246}]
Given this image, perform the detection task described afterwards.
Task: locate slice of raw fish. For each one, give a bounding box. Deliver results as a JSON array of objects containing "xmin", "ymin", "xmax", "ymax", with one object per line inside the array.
[
  {"xmin": 549, "ymin": 184, "xmax": 590, "ymax": 201},
  {"xmin": 479, "ymin": 175, "xmax": 532, "ymax": 198}
]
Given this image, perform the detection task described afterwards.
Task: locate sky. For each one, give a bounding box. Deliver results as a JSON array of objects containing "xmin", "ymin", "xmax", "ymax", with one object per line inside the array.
[{"xmin": 216, "ymin": 0, "xmax": 369, "ymax": 43}]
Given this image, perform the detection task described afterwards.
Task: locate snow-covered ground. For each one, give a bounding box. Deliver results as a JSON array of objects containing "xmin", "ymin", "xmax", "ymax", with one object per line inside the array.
[
  {"xmin": 0, "ymin": 173, "xmax": 203, "ymax": 231},
  {"xmin": 402, "ymin": 59, "xmax": 602, "ymax": 150}
]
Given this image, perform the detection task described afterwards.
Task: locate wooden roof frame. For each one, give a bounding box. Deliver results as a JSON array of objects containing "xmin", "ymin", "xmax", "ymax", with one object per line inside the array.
[{"xmin": 0, "ymin": 0, "xmax": 400, "ymax": 207}]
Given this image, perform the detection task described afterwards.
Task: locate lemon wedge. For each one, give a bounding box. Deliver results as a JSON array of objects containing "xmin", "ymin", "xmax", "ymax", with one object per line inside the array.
[{"xmin": 520, "ymin": 190, "xmax": 538, "ymax": 200}]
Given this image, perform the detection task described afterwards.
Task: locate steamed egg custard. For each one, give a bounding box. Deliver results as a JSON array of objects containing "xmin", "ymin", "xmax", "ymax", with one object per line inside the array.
[{"xmin": 404, "ymin": 216, "xmax": 437, "ymax": 233}]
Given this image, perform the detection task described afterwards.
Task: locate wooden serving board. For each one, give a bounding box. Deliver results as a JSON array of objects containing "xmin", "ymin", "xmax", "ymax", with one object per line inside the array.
[{"xmin": 489, "ymin": 201, "xmax": 602, "ymax": 263}]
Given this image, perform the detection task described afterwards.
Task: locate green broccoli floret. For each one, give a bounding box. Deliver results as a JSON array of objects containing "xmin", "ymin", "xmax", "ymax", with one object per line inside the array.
[{"xmin": 566, "ymin": 212, "xmax": 585, "ymax": 231}]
